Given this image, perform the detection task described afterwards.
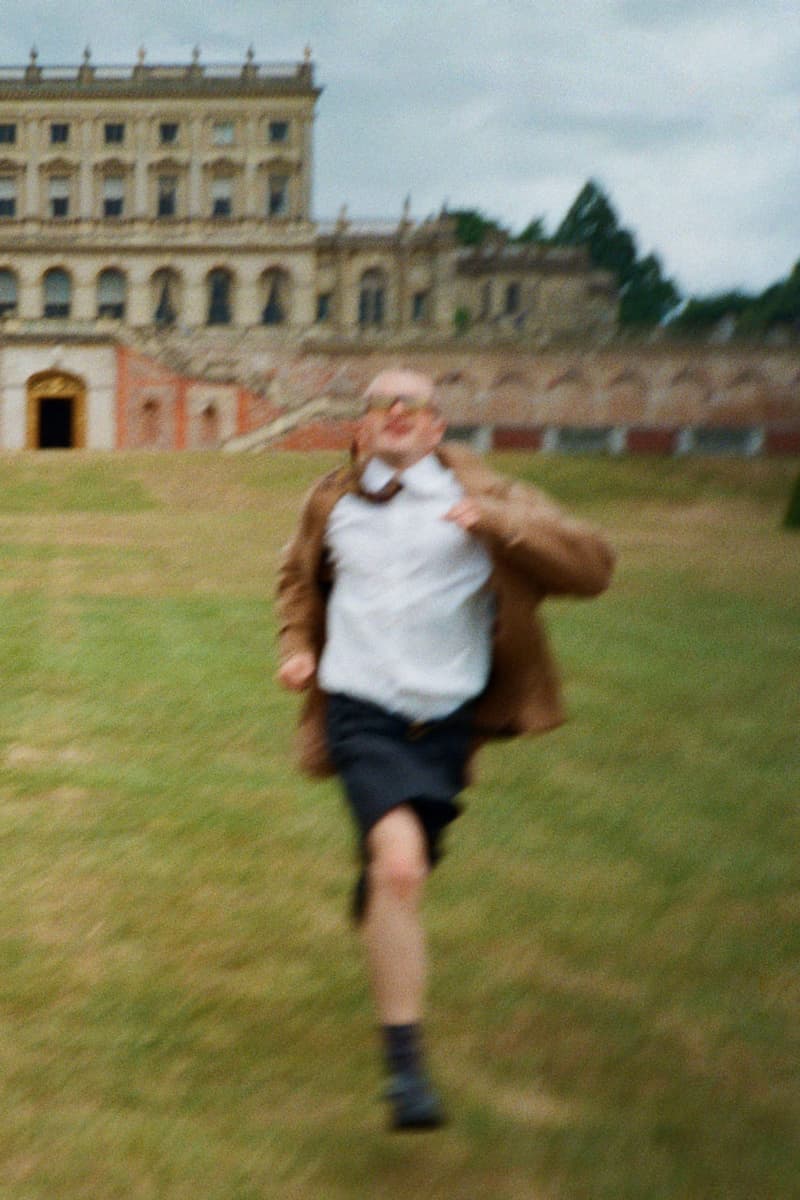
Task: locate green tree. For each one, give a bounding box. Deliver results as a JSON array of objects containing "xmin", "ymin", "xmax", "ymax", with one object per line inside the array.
[
  {"xmin": 620, "ymin": 253, "xmax": 681, "ymax": 327},
  {"xmin": 737, "ymin": 260, "xmax": 800, "ymax": 337},
  {"xmin": 450, "ymin": 208, "xmax": 507, "ymax": 246},
  {"xmin": 514, "ymin": 216, "xmax": 548, "ymax": 244},
  {"xmin": 553, "ymin": 179, "xmax": 680, "ymax": 327},
  {"xmin": 666, "ymin": 291, "xmax": 752, "ymax": 337},
  {"xmin": 552, "ymin": 180, "xmax": 637, "ymax": 280}
]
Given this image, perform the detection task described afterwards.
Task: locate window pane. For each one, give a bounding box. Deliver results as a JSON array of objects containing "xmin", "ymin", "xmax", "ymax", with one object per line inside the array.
[
  {"xmin": 207, "ymin": 271, "xmax": 231, "ymax": 324},
  {"xmin": 49, "ymin": 177, "xmax": 70, "ymax": 218},
  {"xmin": 269, "ymin": 121, "xmax": 289, "ymax": 143},
  {"xmin": 44, "ymin": 270, "xmax": 71, "ymax": 316},
  {"xmin": 103, "ymin": 176, "xmax": 124, "ymax": 216},
  {"xmin": 104, "ymin": 123, "xmax": 125, "ymax": 144},
  {"xmin": 50, "ymin": 123, "xmax": 69, "ymax": 143},
  {"xmin": 160, "ymin": 122, "xmax": 178, "ymax": 144},
  {"xmin": 0, "ymin": 270, "xmax": 17, "ymax": 304},
  {"xmin": 268, "ymin": 175, "xmax": 288, "ymax": 216},
  {"xmin": 157, "ymin": 177, "xmax": 177, "ymax": 217},
  {"xmin": 97, "ymin": 270, "xmax": 126, "ymax": 318},
  {"xmin": 0, "ymin": 177, "xmax": 15, "ymax": 218},
  {"xmin": 211, "ymin": 178, "xmax": 233, "ymax": 217},
  {"xmin": 212, "ymin": 121, "xmax": 234, "ymax": 146},
  {"xmin": 0, "ymin": 124, "xmax": 16, "ymax": 144}
]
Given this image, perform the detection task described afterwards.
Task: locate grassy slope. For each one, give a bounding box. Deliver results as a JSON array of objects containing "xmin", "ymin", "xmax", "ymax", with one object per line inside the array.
[{"xmin": 0, "ymin": 450, "xmax": 796, "ymax": 1200}]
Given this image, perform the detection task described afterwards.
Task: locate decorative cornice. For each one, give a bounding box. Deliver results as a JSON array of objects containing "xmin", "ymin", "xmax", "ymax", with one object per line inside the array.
[{"xmin": 0, "ymin": 55, "xmax": 321, "ymax": 101}]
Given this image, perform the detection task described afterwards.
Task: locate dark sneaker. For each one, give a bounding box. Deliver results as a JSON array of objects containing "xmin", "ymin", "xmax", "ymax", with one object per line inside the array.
[{"xmin": 385, "ymin": 1070, "xmax": 445, "ymax": 1131}]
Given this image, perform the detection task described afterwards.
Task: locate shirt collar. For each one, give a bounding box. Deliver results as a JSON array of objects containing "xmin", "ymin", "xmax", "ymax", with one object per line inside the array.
[{"xmin": 362, "ymin": 453, "xmax": 450, "ymax": 498}]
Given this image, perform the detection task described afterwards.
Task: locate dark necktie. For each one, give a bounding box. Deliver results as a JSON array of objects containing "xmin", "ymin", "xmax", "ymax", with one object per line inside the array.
[{"xmin": 359, "ymin": 476, "xmax": 403, "ymax": 504}]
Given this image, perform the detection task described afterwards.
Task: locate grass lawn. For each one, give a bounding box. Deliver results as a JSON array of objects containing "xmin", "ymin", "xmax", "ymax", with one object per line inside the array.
[{"xmin": 0, "ymin": 449, "xmax": 796, "ymax": 1199}]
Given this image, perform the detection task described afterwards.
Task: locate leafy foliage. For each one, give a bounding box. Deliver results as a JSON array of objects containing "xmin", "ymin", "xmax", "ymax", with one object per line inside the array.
[
  {"xmin": 552, "ymin": 180, "xmax": 679, "ymax": 326},
  {"xmin": 450, "ymin": 208, "xmax": 508, "ymax": 246},
  {"xmin": 666, "ymin": 261, "xmax": 800, "ymax": 340},
  {"xmin": 452, "ymin": 182, "xmax": 797, "ymax": 338}
]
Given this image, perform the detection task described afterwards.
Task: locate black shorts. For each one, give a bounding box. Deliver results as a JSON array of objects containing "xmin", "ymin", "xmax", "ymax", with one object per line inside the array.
[{"xmin": 324, "ymin": 691, "xmax": 474, "ymax": 868}]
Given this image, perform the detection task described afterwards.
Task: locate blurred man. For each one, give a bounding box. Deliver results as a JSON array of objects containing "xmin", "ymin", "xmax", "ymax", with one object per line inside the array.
[{"xmin": 277, "ymin": 368, "xmax": 613, "ymax": 1130}]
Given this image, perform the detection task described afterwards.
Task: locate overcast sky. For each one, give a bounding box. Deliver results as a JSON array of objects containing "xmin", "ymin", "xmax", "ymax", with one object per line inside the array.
[{"xmin": 6, "ymin": 0, "xmax": 799, "ymax": 297}]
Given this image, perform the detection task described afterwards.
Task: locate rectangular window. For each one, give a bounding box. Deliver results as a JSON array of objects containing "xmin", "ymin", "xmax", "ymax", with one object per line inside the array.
[
  {"xmin": 212, "ymin": 121, "xmax": 235, "ymax": 146},
  {"xmin": 505, "ymin": 282, "xmax": 521, "ymax": 315},
  {"xmin": 50, "ymin": 123, "xmax": 69, "ymax": 144},
  {"xmin": 157, "ymin": 176, "xmax": 177, "ymax": 218},
  {"xmin": 316, "ymin": 293, "xmax": 331, "ymax": 322},
  {"xmin": 103, "ymin": 176, "xmax": 125, "ymax": 217},
  {"xmin": 0, "ymin": 177, "xmax": 16, "ymax": 219},
  {"xmin": 159, "ymin": 122, "xmax": 179, "ymax": 145},
  {"xmin": 268, "ymin": 120, "xmax": 289, "ymax": 143},
  {"xmin": 0, "ymin": 124, "xmax": 16, "ymax": 144},
  {"xmin": 211, "ymin": 177, "xmax": 233, "ymax": 218},
  {"xmin": 49, "ymin": 176, "xmax": 70, "ymax": 218},
  {"xmin": 104, "ymin": 123, "xmax": 125, "ymax": 144},
  {"xmin": 268, "ymin": 174, "xmax": 289, "ymax": 217},
  {"xmin": 412, "ymin": 291, "xmax": 429, "ymax": 322}
]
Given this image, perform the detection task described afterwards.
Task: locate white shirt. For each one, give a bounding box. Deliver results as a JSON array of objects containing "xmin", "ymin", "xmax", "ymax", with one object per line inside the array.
[{"xmin": 318, "ymin": 454, "xmax": 494, "ymax": 720}]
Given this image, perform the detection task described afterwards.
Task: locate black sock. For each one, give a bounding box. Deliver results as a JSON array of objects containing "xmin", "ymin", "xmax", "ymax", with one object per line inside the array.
[{"xmin": 382, "ymin": 1023, "xmax": 424, "ymax": 1077}]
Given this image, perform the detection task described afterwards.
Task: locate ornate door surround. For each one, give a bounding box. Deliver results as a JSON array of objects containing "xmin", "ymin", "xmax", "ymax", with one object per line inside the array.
[{"xmin": 26, "ymin": 370, "xmax": 87, "ymax": 449}]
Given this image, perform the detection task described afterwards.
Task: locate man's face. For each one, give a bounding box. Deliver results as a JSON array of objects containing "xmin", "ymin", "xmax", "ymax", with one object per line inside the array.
[{"xmin": 358, "ymin": 372, "xmax": 445, "ymax": 469}]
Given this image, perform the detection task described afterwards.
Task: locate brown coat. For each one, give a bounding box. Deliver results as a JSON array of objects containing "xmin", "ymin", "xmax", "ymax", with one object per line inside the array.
[{"xmin": 276, "ymin": 444, "xmax": 615, "ymax": 777}]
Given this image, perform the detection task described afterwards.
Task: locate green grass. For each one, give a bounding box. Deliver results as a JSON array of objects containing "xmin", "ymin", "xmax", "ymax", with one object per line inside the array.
[{"xmin": 0, "ymin": 449, "xmax": 797, "ymax": 1199}]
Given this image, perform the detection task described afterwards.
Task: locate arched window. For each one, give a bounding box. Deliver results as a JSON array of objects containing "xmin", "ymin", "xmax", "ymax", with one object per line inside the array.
[
  {"xmin": 151, "ymin": 268, "xmax": 180, "ymax": 327},
  {"xmin": 141, "ymin": 397, "xmax": 161, "ymax": 446},
  {"xmin": 200, "ymin": 404, "xmax": 219, "ymax": 445},
  {"xmin": 207, "ymin": 269, "xmax": 232, "ymax": 325},
  {"xmin": 358, "ymin": 268, "xmax": 386, "ymax": 328},
  {"xmin": 0, "ymin": 268, "xmax": 17, "ymax": 317},
  {"xmin": 261, "ymin": 268, "xmax": 290, "ymax": 326},
  {"xmin": 43, "ymin": 268, "xmax": 71, "ymax": 319},
  {"xmin": 97, "ymin": 268, "xmax": 126, "ymax": 319}
]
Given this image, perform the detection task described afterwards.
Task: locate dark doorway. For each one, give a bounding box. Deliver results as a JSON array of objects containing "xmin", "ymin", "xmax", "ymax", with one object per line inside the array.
[{"xmin": 39, "ymin": 398, "xmax": 74, "ymax": 448}]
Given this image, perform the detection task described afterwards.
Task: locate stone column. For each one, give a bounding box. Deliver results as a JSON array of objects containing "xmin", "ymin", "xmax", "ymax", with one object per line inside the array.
[
  {"xmin": 301, "ymin": 118, "xmax": 313, "ymax": 220},
  {"xmin": 133, "ymin": 116, "xmax": 149, "ymax": 217},
  {"xmin": 72, "ymin": 260, "xmax": 96, "ymax": 320},
  {"xmin": 188, "ymin": 116, "xmax": 203, "ymax": 217},
  {"xmin": 183, "ymin": 264, "xmax": 207, "ymax": 327},
  {"xmin": 78, "ymin": 119, "xmax": 93, "ymax": 218},
  {"xmin": 243, "ymin": 115, "xmax": 258, "ymax": 218},
  {"xmin": 126, "ymin": 264, "xmax": 152, "ymax": 327},
  {"xmin": 23, "ymin": 117, "xmax": 41, "ymax": 217},
  {"xmin": 237, "ymin": 261, "xmax": 261, "ymax": 327},
  {"xmin": 17, "ymin": 262, "xmax": 40, "ymax": 319}
]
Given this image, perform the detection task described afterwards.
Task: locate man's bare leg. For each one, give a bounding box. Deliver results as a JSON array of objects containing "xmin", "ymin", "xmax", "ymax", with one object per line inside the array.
[
  {"xmin": 362, "ymin": 804, "xmax": 429, "ymax": 1023},
  {"xmin": 361, "ymin": 804, "xmax": 443, "ymax": 1129}
]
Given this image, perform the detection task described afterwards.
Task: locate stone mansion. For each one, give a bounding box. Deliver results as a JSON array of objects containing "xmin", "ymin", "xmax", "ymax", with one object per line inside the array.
[
  {"xmin": 0, "ymin": 49, "xmax": 795, "ymax": 454},
  {"xmin": 0, "ymin": 47, "xmax": 615, "ymax": 343}
]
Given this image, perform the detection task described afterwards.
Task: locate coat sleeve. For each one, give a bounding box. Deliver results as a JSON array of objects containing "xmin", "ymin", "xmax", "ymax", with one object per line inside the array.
[
  {"xmin": 275, "ymin": 481, "xmax": 332, "ymax": 665},
  {"xmin": 470, "ymin": 476, "xmax": 615, "ymax": 598}
]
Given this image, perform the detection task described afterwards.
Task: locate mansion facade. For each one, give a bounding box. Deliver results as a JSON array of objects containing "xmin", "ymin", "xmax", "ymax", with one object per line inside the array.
[
  {"xmin": 0, "ymin": 49, "xmax": 616, "ymax": 345},
  {"xmin": 0, "ymin": 50, "xmax": 793, "ymax": 456}
]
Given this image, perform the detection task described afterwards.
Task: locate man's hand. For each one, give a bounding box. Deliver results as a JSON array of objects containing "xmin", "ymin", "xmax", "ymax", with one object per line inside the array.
[
  {"xmin": 277, "ymin": 651, "xmax": 317, "ymax": 692},
  {"xmin": 444, "ymin": 498, "xmax": 483, "ymax": 532}
]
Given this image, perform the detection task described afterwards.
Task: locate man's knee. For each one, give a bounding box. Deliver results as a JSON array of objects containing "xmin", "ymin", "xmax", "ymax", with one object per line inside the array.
[
  {"xmin": 367, "ymin": 807, "xmax": 429, "ymax": 904},
  {"xmin": 369, "ymin": 849, "xmax": 427, "ymax": 904}
]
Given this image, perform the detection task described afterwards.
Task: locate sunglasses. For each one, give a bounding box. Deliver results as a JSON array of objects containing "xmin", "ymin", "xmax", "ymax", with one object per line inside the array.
[{"xmin": 364, "ymin": 393, "xmax": 435, "ymax": 412}]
